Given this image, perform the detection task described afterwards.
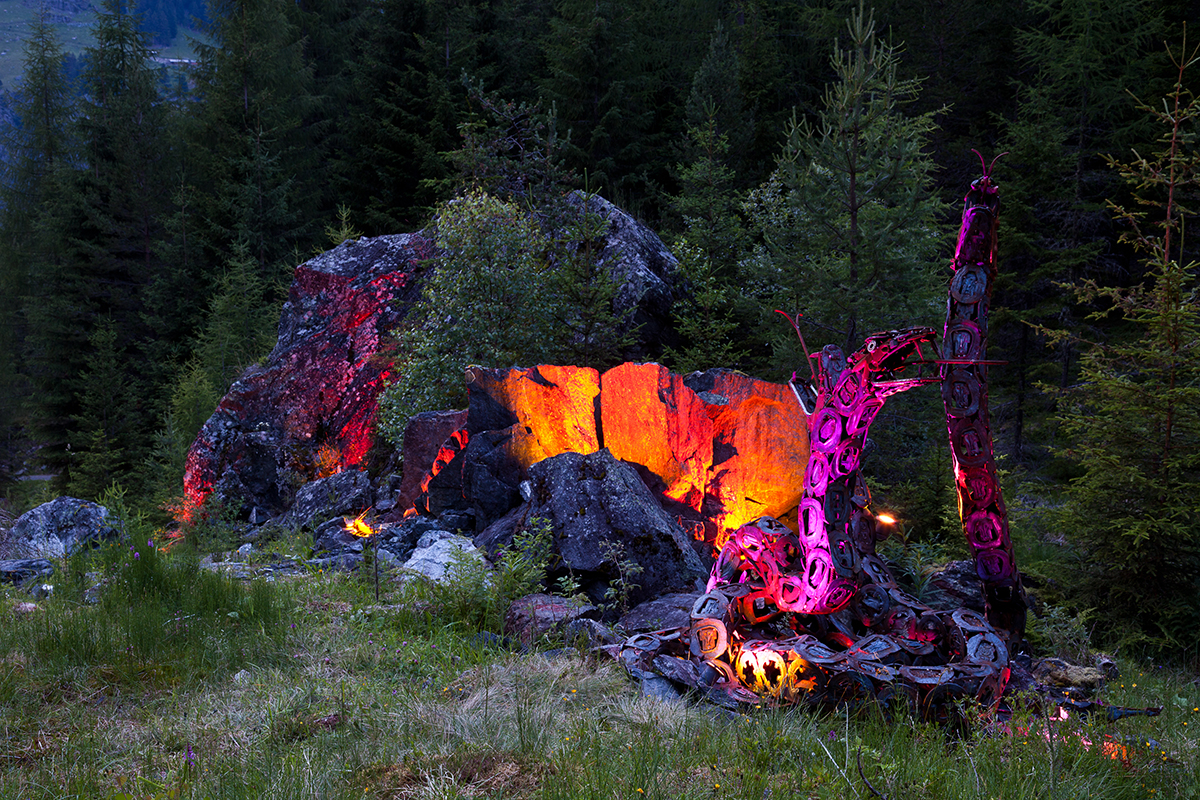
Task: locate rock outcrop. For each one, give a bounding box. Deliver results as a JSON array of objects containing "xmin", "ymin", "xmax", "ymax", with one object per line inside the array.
[
  {"xmin": 427, "ymin": 363, "xmax": 810, "ymax": 548},
  {"xmin": 183, "ymin": 234, "xmax": 430, "ymax": 517},
  {"xmin": 184, "ymin": 193, "xmax": 684, "ymax": 522}
]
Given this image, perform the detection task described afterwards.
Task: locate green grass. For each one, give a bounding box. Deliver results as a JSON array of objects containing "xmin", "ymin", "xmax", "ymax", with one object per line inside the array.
[{"xmin": 1, "ymin": 532, "xmax": 1198, "ymax": 800}]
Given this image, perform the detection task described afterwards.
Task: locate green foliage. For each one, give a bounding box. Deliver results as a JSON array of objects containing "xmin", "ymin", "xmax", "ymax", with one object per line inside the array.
[
  {"xmin": 1049, "ymin": 43, "xmax": 1200, "ymax": 653},
  {"xmin": 1025, "ymin": 604, "xmax": 1096, "ymax": 662},
  {"xmin": 378, "ymin": 189, "xmax": 557, "ymax": 435},
  {"xmin": 194, "ymin": 246, "xmax": 277, "ymax": 394},
  {"xmin": 599, "ymin": 539, "xmax": 643, "ymax": 617},
  {"xmin": 323, "ymin": 204, "xmax": 363, "ymax": 249},
  {"xmin": 664, "ymin": 71, "xmax": 750, "ymax": 372},
  {"xmin": 416, "ymin": 516, "xmax": 555, "ymax": 634},
  {"xmin": 67, "ymin": 320, "xmax": 141, "ymax": 500},
  {"xmin": 744, "ymin": 2, "xmax": 947, "ymax": 366}
]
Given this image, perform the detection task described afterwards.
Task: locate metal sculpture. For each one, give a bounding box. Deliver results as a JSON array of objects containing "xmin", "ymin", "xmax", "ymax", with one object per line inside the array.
[{"xmin": 620, "ymin": 159, "xmax": 1152, "ymax": 722}]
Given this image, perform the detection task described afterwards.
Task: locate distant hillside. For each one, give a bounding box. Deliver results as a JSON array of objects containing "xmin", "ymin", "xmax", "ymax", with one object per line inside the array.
[{"xmin": 0, "ymin": 0, "xmax": 205, "ymax": 91}]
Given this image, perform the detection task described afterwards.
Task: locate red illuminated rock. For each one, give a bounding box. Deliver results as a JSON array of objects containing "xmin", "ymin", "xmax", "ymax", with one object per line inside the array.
[{"xmin": 183, "ymin": 234, "xmax": 430, "ymax": 517}]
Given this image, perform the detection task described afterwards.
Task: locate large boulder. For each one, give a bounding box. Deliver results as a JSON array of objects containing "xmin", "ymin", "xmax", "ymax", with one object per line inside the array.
[
  {"xmin": 183, "ymin": 234, "xmax": 430, "ymax": 517},
  {"xmin": 396, "ymin": 409, "xmax": 468, "ymax": 512},
  {"xmin": 455, "ymin": 363, "xmax": 811, "ymax": 546},
  {"xmin": 3, "ymin": 497, "xmax": 122, "ymax": 559},
  {"xmin": 564, "ymin": 192, "xmax": 681, "ymax": 358},
  {"xmin": 524, "ymin": 449, "xmax": 708, "ymax": 607}
]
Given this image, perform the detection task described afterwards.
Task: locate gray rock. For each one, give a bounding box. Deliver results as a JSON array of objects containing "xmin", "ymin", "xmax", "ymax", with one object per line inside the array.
[
  {"xmin": 564, "ymin": 192, "xmax": 681, "ymax": 360},
  {"xmin": 504, "ymin": 593, "xmax": 600, "ymax": 646},
  {"xmin": 415, "ymin": 529, "xmax": 454, "ymax": 550},
  {"xmin": 560, "ymin": 618, "xmax": 620, "ymax": 648},
  {"xmin": 313, "ymin": 517, "xmax": 364, "ymax": 554},
  {"xmin": 397, "ymin": 410, "xmax": 468, "ymax": 511},
  {"xmin": 619, "ymin": 593, "xmax": 700, "ymax": 633},
  {"xmin": 640, "ymin": 675, "xmax": 684, "ymax": 703},
  {"xmin": 526, "ymin": 450, "xmax": 708, "ymax": 608},
  {"xmin": 182, "ymin": 234, "xmax": 429, "ymax": 519},
  {"xmin": 926, "ymin": 559, "xmax": 986, "ymax": 613},
  {"xmin": 0, "ymin": 559, "xmax": 55, "ymax": 584},
  {"xmin": 284, "ymin": 470, "xmax": 373, "ymax": 530},
  {"xmin": 401, "ymin": 535, "xmax": 490, "ymax": 585},
  {"xmin": 5, "ymin": 497, "xmax": 122, "ymax": 559}
]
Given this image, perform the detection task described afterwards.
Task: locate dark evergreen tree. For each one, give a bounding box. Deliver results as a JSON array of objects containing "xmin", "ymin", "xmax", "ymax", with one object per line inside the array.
[
  {"xmin": 991, "ymin": 0, "xmax": 1169, "ymax": 463},
  {"xmin": 188, "ymin": 0, "xmax": 317, "ymax": 278},
  {"xmin": 23, "ymin": 0, "xmax": 173, "ymax": 484},
  {"xmin": 745, "ymin": 3, "xmax": 946, "ymax": 361},
  {"xmin": 333, "ymin": 0, "xmax": 465, "ymax": 233},
  {"xmin": 68, "ymin": 319, "xmax": 141, "ymax": 499},
  {"xmin": 1051, "ymin": 44, "xmax": 1200, "ymax": 651},
  {"xmin": 0, "ymin": 10, "xmax": 76, "ymax": 475}
]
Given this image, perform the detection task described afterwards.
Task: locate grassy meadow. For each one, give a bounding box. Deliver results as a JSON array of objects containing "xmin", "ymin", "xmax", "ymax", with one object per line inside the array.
[{"xmin": 1, "ymin": 508, "xmax": 1198, "ymax": 800}]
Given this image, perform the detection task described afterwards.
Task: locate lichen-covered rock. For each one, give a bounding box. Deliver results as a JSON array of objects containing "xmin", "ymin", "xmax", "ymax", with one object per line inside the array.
[
  {"xmin": 619, "ymin": 592, "xmax": 701, "ymax": 633},
  {"xmin": 0, "ymin": 558, "xmax": 55, "ymax": 584},
  {"xmin": 4, "ymin": 497, "xmax": 122, "ymax": 559},
  {"xmin": 183, "ymin": 234, "xmax": 431, "ymax": 517},
  {"xmin": 401, "ymin": 535, "xmax": 489, "ymax": 585},
  {"xmin": 601, "ymin": 363, "xmax": 714, "ymax": 513},
  {"xmin": 683, "ymin": 369, "xmax": 810, "ymax": 538},
  {"xmin": 526, "ymin": 450, "xmax": 708, "ymax": 607},
  {"xmin": 504, "ymin": 593, "xmax": 600, "ymax": 646},
  {"xmin": 564, "ymin": 192, "xmax": 681, "ymax": 358},
  {"xmin": 283, "ymin": 470, "xmax": 373, "ymax": 530}
]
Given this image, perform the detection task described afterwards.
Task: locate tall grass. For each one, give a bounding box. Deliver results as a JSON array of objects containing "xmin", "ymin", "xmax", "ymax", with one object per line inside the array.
[{"xmin": 0, "ymin": 514, "xmax": 1197, "ymax": 799}]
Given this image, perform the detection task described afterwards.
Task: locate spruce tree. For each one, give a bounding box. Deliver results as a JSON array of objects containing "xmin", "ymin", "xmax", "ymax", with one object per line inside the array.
[
  {"xmin": 991, "ymin": 0, "xmax": 1168, "ymax": 461},
  {"xmin": 745, "ymin": 2, "xmax": 946, "ymax": 362},
  {"xmin": 68, "ymin": 320, "xmax": 140, "ymax": 499},
  {"xmin": 1051, "ymin": 42, "xmax": 1200, "ymax": 651},
  {"xmin": 189, "ymin": 0, "xmax": 316, "ymax": 277},
  {"xmin": 0, "ymin": 10, "xmax": 76, "ymax": 471},
  {"xmin": 23, "ymin": 0, "xmax": 173, "ymax": 484}
]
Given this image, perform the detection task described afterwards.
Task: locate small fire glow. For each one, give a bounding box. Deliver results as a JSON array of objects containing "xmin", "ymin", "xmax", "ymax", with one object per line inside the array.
[
  {"xmin": 876, "ymin": 513, "xmax": 897, "ymax": 525},
  {"xmin": 344, "ymin": 510, "xmax": 375, "ymax": 538}
]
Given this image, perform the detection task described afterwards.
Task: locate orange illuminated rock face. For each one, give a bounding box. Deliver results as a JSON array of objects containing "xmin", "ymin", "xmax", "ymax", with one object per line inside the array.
[
  {"xmin": 695, "ymin": 369, "xmax": 810, "ymax": 544},
  {"xmin": 466, "ymin": 364, "xmax": 600, "ymax": 469},
  {"xmin": 600, "ymin": 363, "xmax": 713, "ymax": 513},
  {"xmin": 460, "ymin": 363, "xmax": 810, "ymax": 549}
]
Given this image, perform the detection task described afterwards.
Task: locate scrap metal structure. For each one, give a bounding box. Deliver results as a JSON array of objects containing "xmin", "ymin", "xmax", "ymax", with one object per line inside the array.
[{"xmin": 621, "ymin": 161, "xmax": 1136, "ymax": 721}]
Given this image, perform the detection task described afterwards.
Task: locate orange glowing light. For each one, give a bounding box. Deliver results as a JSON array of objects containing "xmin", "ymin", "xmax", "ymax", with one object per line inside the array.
[
  {"xmin": 876, "ymin": 513, "xmax": 897, "ymax": 525},
  {"xmin": 344, "ymin": 510, "xmax": 375, "ymax": 538}
]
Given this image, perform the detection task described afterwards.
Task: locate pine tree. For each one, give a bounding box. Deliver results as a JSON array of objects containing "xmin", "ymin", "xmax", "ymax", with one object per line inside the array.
[
  {"xmin": 22, "ymin": 0, "xmax": 174, "ymax": 483},
  {"xmin": 745, "ymin": 2, "xmax": 946, "ymax": 362},
  {"xmin": 0, "ymin": 10, "xmax": 76, "ymax": 470},
  {"xmin": 1051, "ymin": 40, "xmax": 1200, "ymax": 652},
  {"xmin": 189, "ymin": 0, "xmax": 316, "ymax": 277}
]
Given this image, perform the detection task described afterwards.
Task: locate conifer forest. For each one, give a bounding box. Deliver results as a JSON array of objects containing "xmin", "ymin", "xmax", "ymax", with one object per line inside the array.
[{"xmin": 0, "ymin": 0, "xmax": 1198, "ymax": 655}]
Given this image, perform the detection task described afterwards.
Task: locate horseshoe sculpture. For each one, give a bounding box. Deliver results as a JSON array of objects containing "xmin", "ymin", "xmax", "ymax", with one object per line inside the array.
[{"xmin": 620, "ymin": 162, "xmax": 1154, "ymax": 722}]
